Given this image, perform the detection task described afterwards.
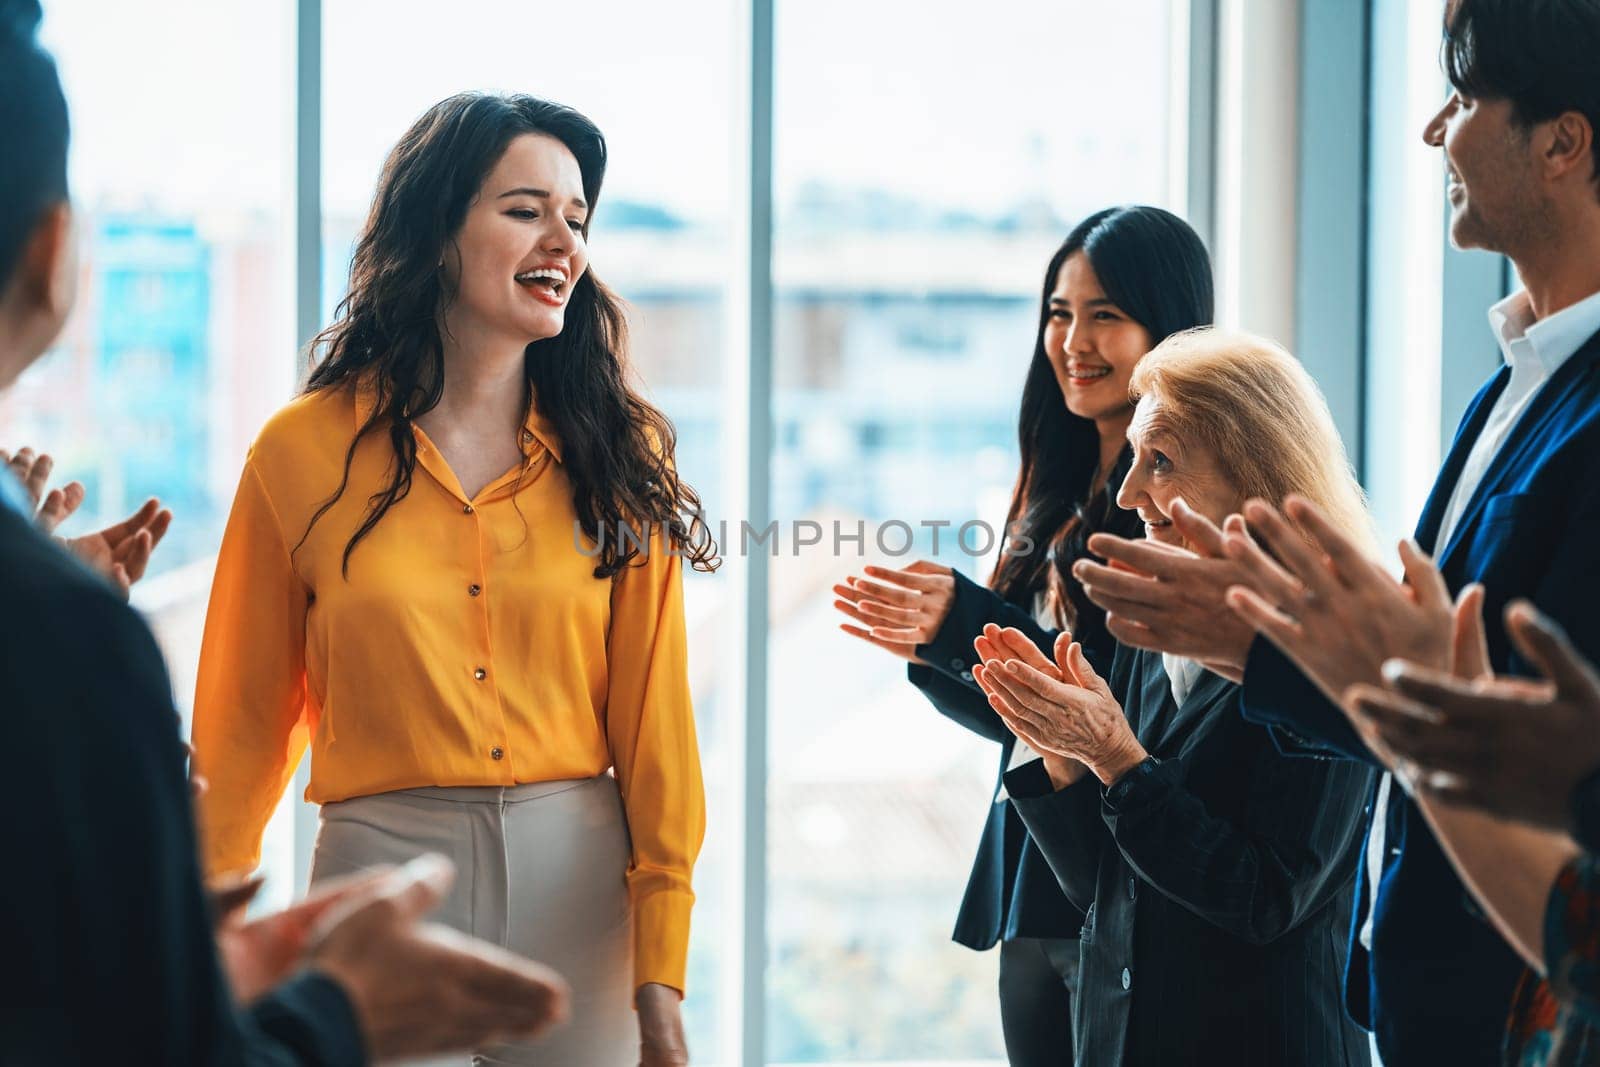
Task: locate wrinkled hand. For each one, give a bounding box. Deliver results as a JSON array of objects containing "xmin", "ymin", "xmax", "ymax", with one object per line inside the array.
[
  {"xmin": 637, "ymin": 982, "xmax": 689, "ymax": 1066},
  {"xmin": 833, "ymin": 560, "xmax": 954, "ymax": 664},
  {"xmin": 1349, "ymin": 600, "xmax": 1600, "ymax": 830},
  {"xmin": 1, "ymin": 446, "xmax": 85, "ymax": 532},
  {"xmin": 1074, "ymin": 500, "xmax": 1255, "ymax": 680},
  {"xmin": 1221, "ymin": 495, "xmax": 1452, "ymax": 714},
  {"xmin": 975, "ymin": 628, "xmax": 1146, "ymax": 786},
  {"xmin": 307, "ymin": 854, "xmax": 570, "ymax": 1061},
  {"xmin": 973, "ymin": 623, "xmax": 1090, "ymax": 788}
]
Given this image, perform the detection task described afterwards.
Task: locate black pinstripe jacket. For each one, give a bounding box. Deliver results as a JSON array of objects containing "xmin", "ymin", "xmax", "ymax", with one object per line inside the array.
[{"xmin": 1007, "ymin": 646, "xmax": 1375, "ymax": 1067}]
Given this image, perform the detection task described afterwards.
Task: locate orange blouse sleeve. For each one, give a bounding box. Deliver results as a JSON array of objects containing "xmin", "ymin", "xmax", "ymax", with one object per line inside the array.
[
  {"xmin": 190, "ymin": 455, "xmax": 311, "ymax": 878},
  {"xmin": 605, "ymin": 521, "xmax": 706, "ymax": 994}
]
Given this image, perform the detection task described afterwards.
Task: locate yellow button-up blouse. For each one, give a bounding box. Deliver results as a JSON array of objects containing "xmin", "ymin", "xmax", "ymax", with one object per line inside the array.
[{"xmin": 191, "ymin": 381, "xmax": 705, "ymax": 992}]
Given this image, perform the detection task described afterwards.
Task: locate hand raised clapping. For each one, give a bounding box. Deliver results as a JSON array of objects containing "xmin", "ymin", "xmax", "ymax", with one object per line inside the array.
[
  {"xmin": 832, "ymin": 560, "xmax": 956, "ymax": 664},
  {"xmin": 2, "ymin": 445, "xmax": 171, "ymax": 596},
  {"xmin": 974, "ymin": 625, "xmax": 1148, "ymax": 786}
]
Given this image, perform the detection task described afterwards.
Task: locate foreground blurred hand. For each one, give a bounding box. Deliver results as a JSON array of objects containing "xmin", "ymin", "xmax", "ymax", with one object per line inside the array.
[
  {"xmin": 208, "ymin": 870, "xmax": 377, "ymax": 1004},
  {"xmin": 2, "ymin": 444, "xmax": 82, "ymax": 530},
  {"xmin": 1220, "ymin": 495, "xmax": 1458, "ymax": 710},
  {"xmin": 1351, "ymin": 599, "xmax": 1600, "ymax": 830},
  {"xmin": 303, "ymin": 854, "xmax": 570, "ymax": 1061},
  {"xmin": 1, "ymin": 445, "xmax": 171, "ymax": 595},
  {"xmin": 1074, "ymin": 500, "xmax": 1257, "ymax": 681}
]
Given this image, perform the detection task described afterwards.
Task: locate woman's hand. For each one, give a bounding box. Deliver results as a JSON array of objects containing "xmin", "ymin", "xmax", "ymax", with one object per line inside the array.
[
  {"xmin": 636, "ymin": 982, "xmax": 689, "ymax": 1066},
  {"xmin": 975, "ymin": 629, "xmax": 1146, "ymax": 786},
  {"xmin": 974, "ymin": 624, "xmax": 1092, "ymax": 788},
  {"xmin": 833, "ymin": 560, "xmax": 955, "ymax": 663}
]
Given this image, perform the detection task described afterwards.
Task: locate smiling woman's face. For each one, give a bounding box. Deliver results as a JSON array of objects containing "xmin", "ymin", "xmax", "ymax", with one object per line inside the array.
[
  {"xmin": 1115, "ymin": 394, "xmax": 1245, "ymax": 548},
  {"xmin": 443, "ymin": 132, "xmax": 591, "ymax": 344},
  {"xmin": 1042, "ymin": 251, "xmax": 1152, "ymax": 428}
]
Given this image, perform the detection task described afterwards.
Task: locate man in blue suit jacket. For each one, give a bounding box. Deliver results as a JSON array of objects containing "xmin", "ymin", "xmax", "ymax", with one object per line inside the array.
[{"xmin": 1067, "ymin": 1, "xmax": 1600, "ymax": 1063}]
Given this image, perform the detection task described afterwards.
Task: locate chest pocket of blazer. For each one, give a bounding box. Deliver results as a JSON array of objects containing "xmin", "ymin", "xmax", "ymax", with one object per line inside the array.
[
  {"xmin": 1481, "ymin": 492, "xmax": 1539, "ymax": 527},
  {"xmin": 1457, "ymin": 492, "xmax": 1554, "ymax": 584}
]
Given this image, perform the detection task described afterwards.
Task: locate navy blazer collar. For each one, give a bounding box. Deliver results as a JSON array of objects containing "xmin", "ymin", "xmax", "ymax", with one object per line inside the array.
[
  {"xmin": 1134, "ymin": 650, "xmax": 1236, "ymax": 750},
  {"xmin": 1419, "ymin": 326, "xmax": 1600, "ymax": 568}
]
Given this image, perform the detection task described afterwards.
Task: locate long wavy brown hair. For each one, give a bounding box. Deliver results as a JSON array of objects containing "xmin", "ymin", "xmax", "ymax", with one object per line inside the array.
[{"xmin": 298, "ymin": 92, "xmax": 718, "ymax": 578}]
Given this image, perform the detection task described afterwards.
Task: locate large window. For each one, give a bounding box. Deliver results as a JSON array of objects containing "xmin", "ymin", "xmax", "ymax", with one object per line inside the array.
[
  {"xmin": 766, "ymin": 1, "xmax": 1180, "ymax": 1061},
  {"xmin": 7, "ymin": 4, "xmax": 296, "ymax": 721}
]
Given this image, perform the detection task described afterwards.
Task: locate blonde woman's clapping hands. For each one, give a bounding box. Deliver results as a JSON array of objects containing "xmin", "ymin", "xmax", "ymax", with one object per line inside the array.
[{"xmin": 974, "ymin": 625, "xmax": 1148, "ymax": 788}]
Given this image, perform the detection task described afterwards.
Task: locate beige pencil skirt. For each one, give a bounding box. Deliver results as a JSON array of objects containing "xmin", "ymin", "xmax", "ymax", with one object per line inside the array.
[{"xmin": 309, "ymin": 776, "xmax": 636, "ymax": 1067}]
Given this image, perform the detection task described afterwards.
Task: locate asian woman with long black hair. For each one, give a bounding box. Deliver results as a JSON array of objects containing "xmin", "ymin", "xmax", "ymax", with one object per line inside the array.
[{"xmin": 834, "ymin": 205, "xmax": 1213, "ymax": 1064}]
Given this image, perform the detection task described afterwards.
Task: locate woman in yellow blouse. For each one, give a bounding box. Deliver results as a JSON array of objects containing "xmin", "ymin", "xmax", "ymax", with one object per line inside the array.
[{"xmin": 190, "ymin": 93, "xmax": 717, "ymax": 1067}]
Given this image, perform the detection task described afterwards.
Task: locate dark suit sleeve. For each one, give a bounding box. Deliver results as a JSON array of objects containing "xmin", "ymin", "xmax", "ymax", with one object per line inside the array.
[
  {"xmin": 1515, "ymin": 500, "xmax": 1600, "ymax": 851},
  {"xmin": 908, "ymin": 570, "xmax": 1060, "ymax": 742},
  {"xmin": 2, "ymin": 577, "xmax": 365, "ymax": 1067},
  {"xmin": 918, "ymin": 569, "xmax": 1058, "ymax": 678},
  {"xmin": 247, "ymin": 975, "xmax": 367, "ymax": 1066},
  {"xmin": 1003, "ymin": 762, "xmax": 1107, "ymax": 913},
  {"xmin": 907, "ymin": 660, "xmax": 1012, "ymax": 744},
  {"xmin": 1239, "ymin": 637, "xmax": 1383, "ymax": 764},
  {"xmin": 1097, "ymin": 699, "xmax": 1374, "ymax": 945},
  {"xmin": 1509, "ymin": 501, "xmax": 1600, "ymax": 676}
]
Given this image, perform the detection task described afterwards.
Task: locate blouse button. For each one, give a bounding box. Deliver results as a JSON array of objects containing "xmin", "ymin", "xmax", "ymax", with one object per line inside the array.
[
  {"xmin": 490, "ymin": 746, "xmax": 504, "ymax": 761},
  {"xmin": 1121, "ymin": 967, "xmax": 1132, "ymax": 990},
  {"xmin": 468, "ymin": 583, "xmax": 482, "ymax": 597},
  {"xmin": 462, "ymin": 503, "xmax": 474, "ymax": 515},
  {"xmin": 473, "ymin": 667, "xmax": 487, "ymax": 681}
]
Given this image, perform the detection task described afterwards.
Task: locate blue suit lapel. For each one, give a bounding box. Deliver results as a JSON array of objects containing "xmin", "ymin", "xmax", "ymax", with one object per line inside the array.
[
  {"xmin": 1413, "ymin": 367, "xmax": 1507, "ymax": 554},
  {"xmin": 1435, "ymin": 330, "xmax": 1600, "ymax": 570}
]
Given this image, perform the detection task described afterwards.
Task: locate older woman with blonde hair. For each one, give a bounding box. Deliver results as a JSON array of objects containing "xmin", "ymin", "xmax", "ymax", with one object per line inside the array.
[{"xmin": 974, "ymin": 328, "xmax": 1377, "ymax": 1066}]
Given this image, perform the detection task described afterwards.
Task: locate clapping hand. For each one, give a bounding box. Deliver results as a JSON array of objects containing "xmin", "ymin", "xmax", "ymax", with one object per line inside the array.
[
  {"xmin": 1074, "ymin": 499, "xmax": 1257, "ymax": 681},
  {"xmin": 972, "ymin": 623, "xmax": 1091, "ymax": 788},
  {"xmin": 1219, "ymin": 495, "xmax": 1461, "ymax": 713},
  {"xmin": 63, "ymin": 497, "xmax": 173, "ymax": 596},
  {"xmin": 833, "ymin": 560, "xmax": 956, "ymax": 663},
  {"xmin": 3, "ymin": 445, "xmax": 84, "ymax": 531},
  {"xmin": 975, "ymin": 626, "xmax": 1147, "ymax": 787},
  {"xmin": 1, "ymin": 445, "xmax": 171, "ymax": 596},
  {"xmin": 1349, "ymin": 597, "xmax": 1600, "ymax": 829}
]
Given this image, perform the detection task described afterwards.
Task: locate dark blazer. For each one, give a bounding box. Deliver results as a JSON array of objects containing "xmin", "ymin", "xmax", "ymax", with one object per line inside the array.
[
  {"xmin": 1241, "ymin": 325, "xmax": 1600, "ymax": 1066},
  {"xmin": 0, "ymin": 503, "xmax": 365, "ymax": 1065},
  {"xmin": 1008, "ymin": 647, "xmax": 1375, "ymax": 1067},
  {"xmin": 908, "ymin": 474, "xmax": 1144, "ymax": 949}
]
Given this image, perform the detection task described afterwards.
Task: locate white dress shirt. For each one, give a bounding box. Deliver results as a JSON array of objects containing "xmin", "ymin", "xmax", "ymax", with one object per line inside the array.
[{"xmin": 1360, "ymin": 285, "xmax": 1600, "ymax": 960}]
